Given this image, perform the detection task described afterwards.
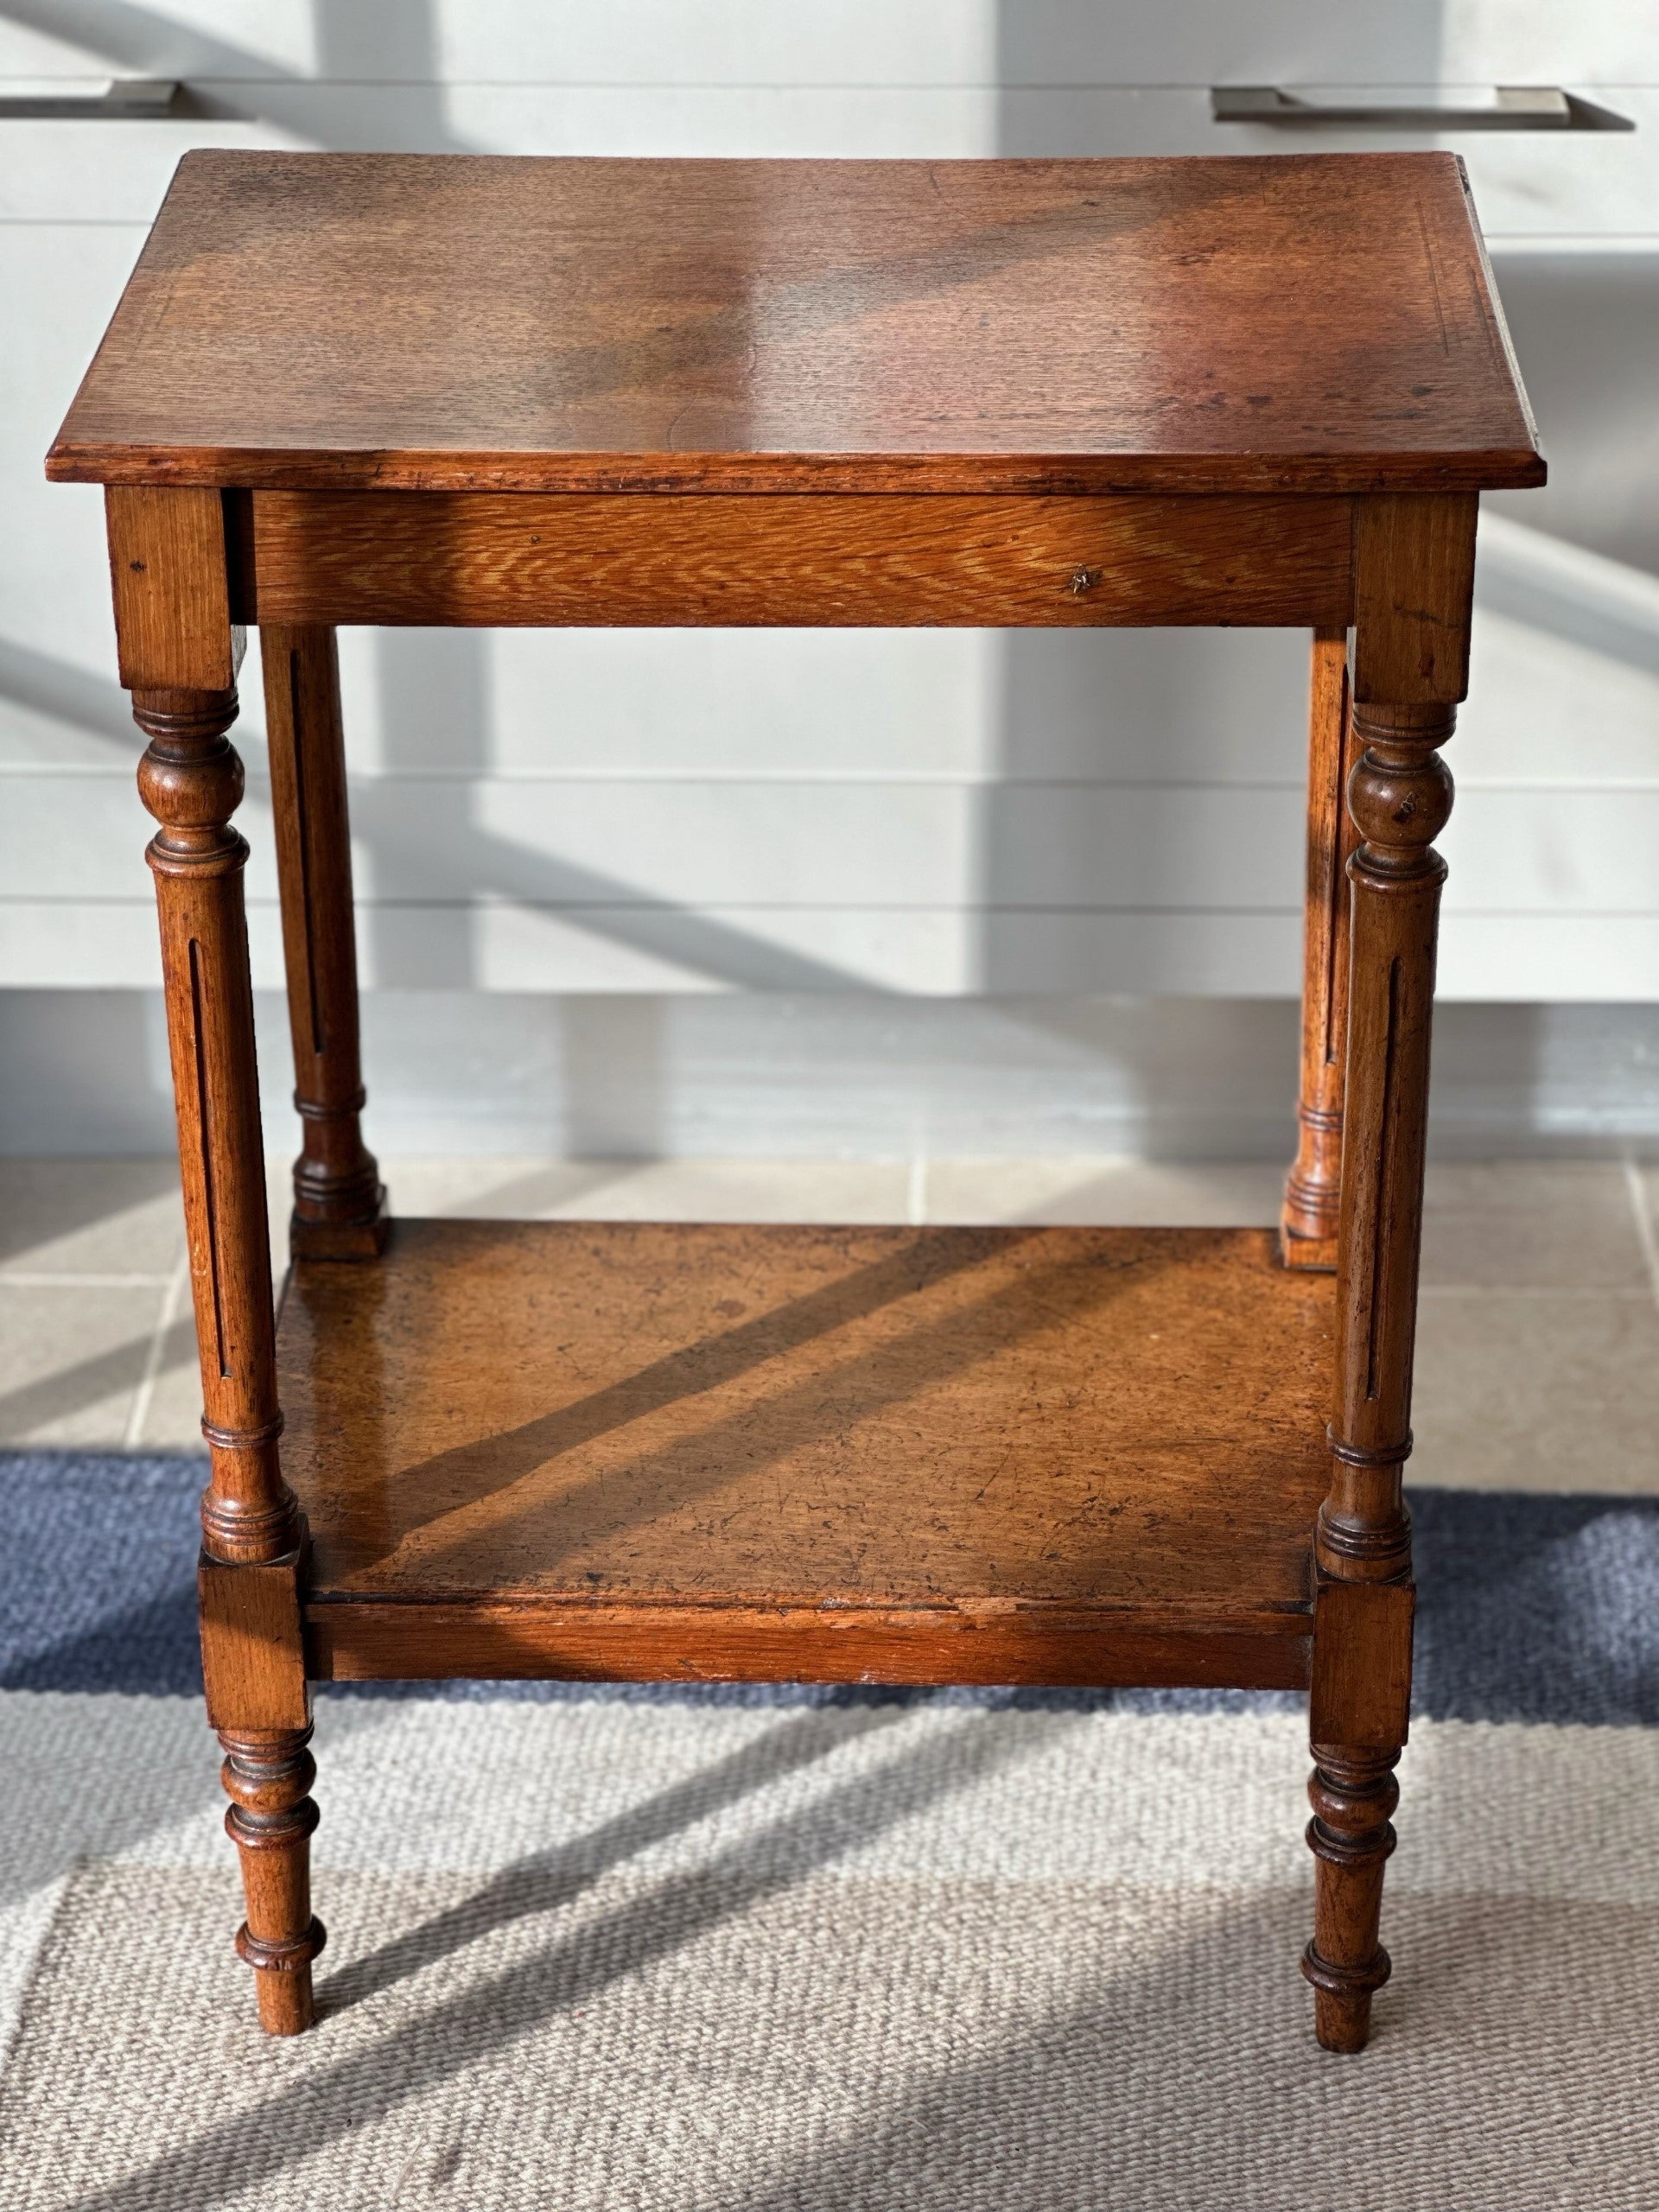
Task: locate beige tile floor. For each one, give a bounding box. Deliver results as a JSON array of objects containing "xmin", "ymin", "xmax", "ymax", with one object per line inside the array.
[{"xmin": 2, "ymin": 1155, "xmax": 1656, "ymax": 1493}]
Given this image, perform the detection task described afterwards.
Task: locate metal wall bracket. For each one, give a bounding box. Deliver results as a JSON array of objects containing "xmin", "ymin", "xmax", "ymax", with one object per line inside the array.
[
  {"xmin": 0, "ymin": 80, "xmax": 181, "ymax": 120},
  {"xmin": 1212, "ymin": 86, "xmax": 1633, "ymax": 132}
]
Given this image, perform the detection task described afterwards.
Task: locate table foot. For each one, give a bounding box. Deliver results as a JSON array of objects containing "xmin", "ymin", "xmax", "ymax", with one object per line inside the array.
[
  {"xmin": 1302, "ymin": 1745, "xmax": 1399, "ymax": 2053},
  {"xmin": 220, "ymin": 1726, "xmax": 324, "ymax": 2036}
]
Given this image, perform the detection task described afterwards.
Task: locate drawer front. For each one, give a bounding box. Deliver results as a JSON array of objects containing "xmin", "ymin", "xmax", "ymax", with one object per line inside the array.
[{"xmin": 241, "ymin": 493, "xmax": 1355, "ymax": 632}]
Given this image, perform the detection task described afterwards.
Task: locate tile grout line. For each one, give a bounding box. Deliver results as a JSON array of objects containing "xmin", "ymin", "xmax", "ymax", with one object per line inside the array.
[
  {"xmin": 0, "ymin": 1273, "xmax": 177, "ymax": 1290},
  {"xmin": 123, "ymin": 1255, "xmax": 190, "ymax": 1452},
  {"xmin": 1622, "ymin": 1155, "xmax": 1659, "ymax": 1317}
]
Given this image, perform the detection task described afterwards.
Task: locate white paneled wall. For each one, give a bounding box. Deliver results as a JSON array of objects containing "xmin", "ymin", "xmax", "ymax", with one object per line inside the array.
[
  {"xmin": 3, "ymin": 4, "xmax": 1657, "ymax": 1079},
  {"xmin": 0, "ymin": 3, "xmax": 1653, "ymax": 89}
]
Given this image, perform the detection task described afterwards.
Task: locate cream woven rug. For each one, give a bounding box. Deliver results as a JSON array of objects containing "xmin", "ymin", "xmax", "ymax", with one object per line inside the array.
[{"xmin": 3, "ymin": 1461, "xmax": 1658, "ymax": 2209}]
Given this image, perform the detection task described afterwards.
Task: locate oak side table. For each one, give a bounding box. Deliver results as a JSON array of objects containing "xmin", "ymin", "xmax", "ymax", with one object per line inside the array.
[{"xmin": 50, "ymin": 150, "xmax": 1542, "ymax": 2054}]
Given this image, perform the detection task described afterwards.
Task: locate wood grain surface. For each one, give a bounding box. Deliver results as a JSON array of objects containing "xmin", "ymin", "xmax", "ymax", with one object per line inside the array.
[
  {"xmin": 239, "ymin": 489, "xmax": 1355, "ymax": 629},
  {"xmin": 277, "ymin": 1221, "xmax": 1333, "ymax": 1657},
  {"xmin": 105, "ymin": 485, "xmax": 239, "ymax": 692},
  {"xmin": 1352, "ymin": 492, "xmax": 1480, "ymax": 703},
  {"xmin": 306, "ymin": 1602, "xmax": 1313, "ymax": 1693},
  {"xmin": 50, "ymin": 151, "xmax": 1542, "ymax": 495}
]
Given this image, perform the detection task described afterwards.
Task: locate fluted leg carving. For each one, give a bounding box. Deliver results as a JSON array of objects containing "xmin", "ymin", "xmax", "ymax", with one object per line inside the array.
[
  {"xmin": 262, "ymin": 625, "xmax": 386, "ymax": 1260},
  {"xmin": 137, "ymin": 686, "xmax": 297, "ymax": 1563},
  {"xmin": 220, "ymin": 1726, "xmax": 326, "ymax": 2035},
  {"xmin": 1319, "ymin": 702, "xmax": 1452, "ymax": 1589},
  {"xmin": 1282, "ymin": 628, "xmax": 1358, "ymax": 1271},
  {"xmin": 137, "ymin": 683, "xmax": 319, "ymax": 2034},
  {"xmin": 1303, "ymin": 700, "xmax": 1452, "ymax": 2050}
]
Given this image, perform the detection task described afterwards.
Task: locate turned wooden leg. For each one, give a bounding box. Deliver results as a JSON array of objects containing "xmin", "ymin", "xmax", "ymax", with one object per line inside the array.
[
  {"xmin": 1302, "ymin": 696, "xmax": 1452, "ymax": 2050},
  {"xmin": 1300, "ymin": 493, "xmax": 1473, "ymax": 2051},
  {"xmin": 262, "ymin": 623, "xmax": 386, "ymax": 1259},
  {"xmin": 1282, "ymin": 627, "xmax": 1359, "ymax": 1272},
  {"xmin": 113, "ymin": 488, "xmax": 322, "ymax": 2033},
  {"xmin": 137, "ymin": 675, "xmax": 321, "ymax": 2036},
  {"xmin": 220, "ymin": 1726, "xmax": 326, "ymax": 2035}
]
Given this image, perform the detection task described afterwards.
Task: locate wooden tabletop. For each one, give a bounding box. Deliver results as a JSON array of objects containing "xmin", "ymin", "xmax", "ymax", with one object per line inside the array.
[{"xmin": 49, "ymin": 150, "xmax": 1541, "ymax": 497}]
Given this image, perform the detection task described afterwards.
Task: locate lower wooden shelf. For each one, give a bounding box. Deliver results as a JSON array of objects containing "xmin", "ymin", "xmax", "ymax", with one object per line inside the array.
[{"xmin": 277, "ymin": 1220, "xmax": 1334, "ymax": 1689}]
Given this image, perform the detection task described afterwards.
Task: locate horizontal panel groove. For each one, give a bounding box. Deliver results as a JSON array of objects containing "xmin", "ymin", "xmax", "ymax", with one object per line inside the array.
[
  {"xmin": 242, "ymin": 493, "xmax": 1356, "ymax": 625},
  {"xmin": 16, "ymin": 763, "xmax": 1659, "ymax": 795},
  {"xmin": 10, "ymin": 906, "xmax": 1659, "ymax": 996},
  {"xmin": 13, "ymin": 76, "xmax": 1659, "ymax": 92},
  {"xmin": 10, "ymin": 80, "xmax": 1659, "ymax": 99},
  {"xmin": 21, "ymin": 896, "xmax": 1659, "ymax": 925},
  {"xmin": 0, "ymin": 766, "xmax": 1330, "ymax": 791},
  {"xmin": 0, "ymin": 898, "xmax": 1312, "ymax": 918},
  {"xmin": 21, "ymin": 899, "xmax": 1659, "ymax": 921}
]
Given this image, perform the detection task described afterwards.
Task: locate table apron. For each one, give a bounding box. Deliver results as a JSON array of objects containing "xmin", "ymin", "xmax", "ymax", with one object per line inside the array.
[
  {"xmin": 232, "ymin": 490, "xmax": 1356, "ymax": 630},
  {"xmin": 303, "ymin": 1598, "xmax": 1315, "ymax": 1691}
]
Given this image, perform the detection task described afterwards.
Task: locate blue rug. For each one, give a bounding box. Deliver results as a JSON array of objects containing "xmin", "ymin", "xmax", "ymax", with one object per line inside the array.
[{"xmin": 3, "ymin": 1452, "xmax": 1655, "ymax": 1723}]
